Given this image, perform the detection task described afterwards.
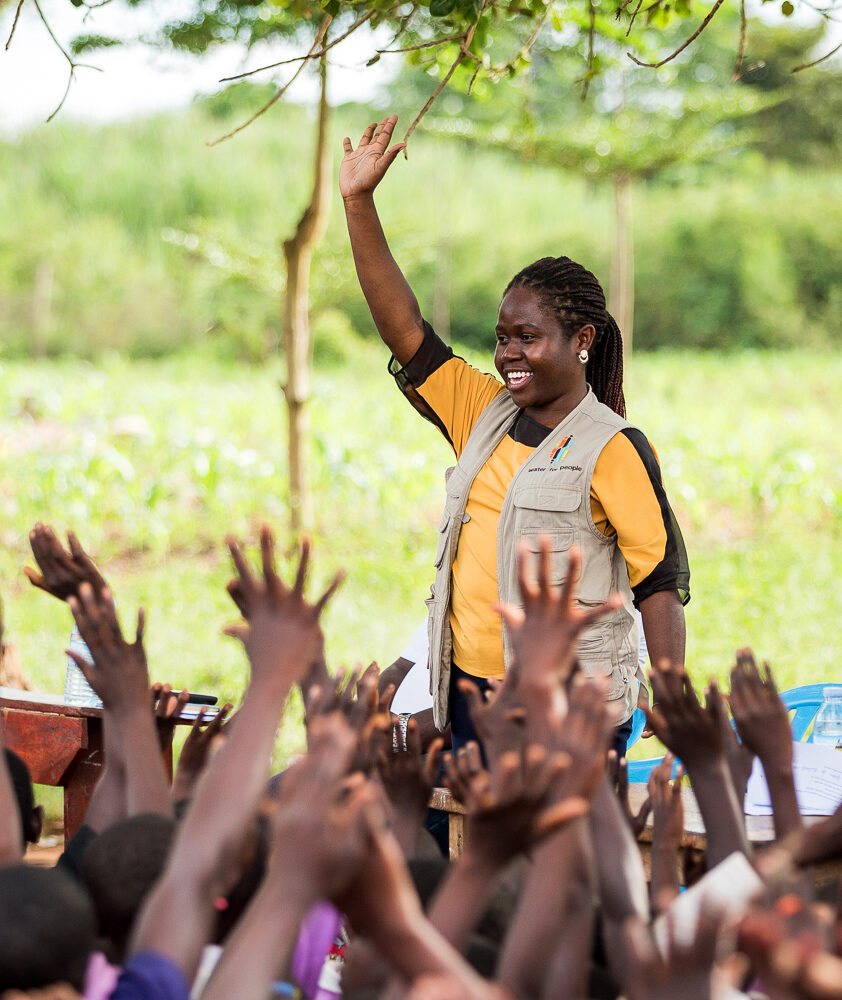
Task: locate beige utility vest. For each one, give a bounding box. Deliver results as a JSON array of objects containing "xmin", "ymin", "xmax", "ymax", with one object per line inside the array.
[{"xmin": 425, "ymin": 387, "xmax": 641, "ymax": 730}]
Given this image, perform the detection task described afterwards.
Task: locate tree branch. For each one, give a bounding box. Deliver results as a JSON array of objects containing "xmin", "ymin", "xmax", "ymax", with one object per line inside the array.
[
  {"xmin": 732, "ymin": 0, "xmax": 747, "ymax": 79},
  {"xmin": 32, "ymin": 0, "xmax": 103, "ymax": 122},
  {"xmin": 402, "ymin": 0, "xmax": 490, "ymax": 146},
  {"xmin": 378, "ymin": 31, "xmax": 463, "ymax": 54},
  {"xmin": 625, "ymin": 0, "xmax": 644, "ymax": 37},
  {"xmin": 209, "ymin": 17, "xmax": 331, "ymax": 146},
  {"xmin": 627, "ymin": 0, "xmax": 725, "ymax": 68},
  {"xmin": 382, "ymin": 3, "xmax": 418, "ymax": 49},
  {"xmin": 582, "ymin": 0, "xmax": 596, "ymax": 98},
  {"xmin": 792, "ymin": 36, "xmax": 842, "ymax": 71},
  {"xmin": 5, "ymin": 0, "xmax": 24, "ymax": 51},
  {"xmin": 219, "ymin": 9, "xmax": 373, "ymax": 82}
]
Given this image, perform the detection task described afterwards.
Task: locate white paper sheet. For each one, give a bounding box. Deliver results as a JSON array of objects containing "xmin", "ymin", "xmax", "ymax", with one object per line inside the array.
[
  {"xmin": 744, "ymin": 741, "xmax": 842, "ymax": 816},
  {"xmin": 652, "ymin": 852, "xmax": 764, "ymax": 953}
]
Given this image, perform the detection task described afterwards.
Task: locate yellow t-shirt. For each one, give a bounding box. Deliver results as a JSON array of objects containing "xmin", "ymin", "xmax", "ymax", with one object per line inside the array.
[{"xmin": 391, "ymin": 324, "xmax": 689, "ymax": 679}]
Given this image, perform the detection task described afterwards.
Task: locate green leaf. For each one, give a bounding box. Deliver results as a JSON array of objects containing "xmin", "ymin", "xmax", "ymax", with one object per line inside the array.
[
  {"xmin": 69, "ymin": 33, "xmax": 121, "ymax": 56},
  {"xmin": 430, "ymin": 0, "xmax": 457, "ymax": 16},
  {"xmin": 323, "ymin": 0, "xmax": 341, "ymax": 16}
]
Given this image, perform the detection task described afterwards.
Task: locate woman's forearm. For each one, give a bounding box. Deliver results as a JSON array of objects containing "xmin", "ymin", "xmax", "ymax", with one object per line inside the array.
[{"xmin": 343, "ymin": 192, "xmax": 424, "ymax": 365}]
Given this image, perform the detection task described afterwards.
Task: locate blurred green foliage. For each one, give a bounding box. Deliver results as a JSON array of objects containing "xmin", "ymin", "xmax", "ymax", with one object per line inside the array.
[{"xmin": 1, "ymin": 88, "xmax": 840, "ymax": 359}]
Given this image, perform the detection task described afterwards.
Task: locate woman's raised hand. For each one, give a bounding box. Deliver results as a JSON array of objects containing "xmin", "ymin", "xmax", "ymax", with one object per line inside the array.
[{"xmin": 340, "ymin": 115, "xmax": 406, "ymax": 201}]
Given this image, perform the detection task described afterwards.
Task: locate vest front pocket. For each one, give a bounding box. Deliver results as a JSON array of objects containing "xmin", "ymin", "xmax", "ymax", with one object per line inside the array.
[
  {"xmin": 577, "ymin": 624, "xmax": 627, "ymax": 701},
  {"xmin": 434, "ymin": 511, "xmax": 452, "ymax": 569}
]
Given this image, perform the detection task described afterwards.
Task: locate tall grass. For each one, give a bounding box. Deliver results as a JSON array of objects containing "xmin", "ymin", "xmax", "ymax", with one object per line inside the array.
[{"xmin": 2, "ymin": 347, "xmax": 842, "ymax": 773}]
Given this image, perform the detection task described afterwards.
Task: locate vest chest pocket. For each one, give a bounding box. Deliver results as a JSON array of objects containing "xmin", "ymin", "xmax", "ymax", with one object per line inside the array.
[{"xmin": 513, "ymin": 486, "xmax": 580, "ymax": 582}]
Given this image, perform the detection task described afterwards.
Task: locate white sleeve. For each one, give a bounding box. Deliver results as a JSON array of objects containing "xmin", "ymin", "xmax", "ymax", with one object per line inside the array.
[{"xmin": 391, "ymin": 620, "xmax": 434, "ymax": 715}]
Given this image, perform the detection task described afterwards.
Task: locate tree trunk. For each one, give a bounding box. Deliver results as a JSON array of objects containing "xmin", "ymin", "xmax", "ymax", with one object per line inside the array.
[
  {"xmin": 281, "ymin": 54, "xmax": 331, "ymax": 534},
  {"xmin": 609, "ymin": 172, "xmax": 634, "ymax": 363}
]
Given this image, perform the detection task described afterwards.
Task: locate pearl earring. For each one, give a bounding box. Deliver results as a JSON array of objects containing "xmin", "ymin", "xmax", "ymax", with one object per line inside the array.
[{"xmin": 578, "ymin": 349, "xmax": 589, "ymax": 364}]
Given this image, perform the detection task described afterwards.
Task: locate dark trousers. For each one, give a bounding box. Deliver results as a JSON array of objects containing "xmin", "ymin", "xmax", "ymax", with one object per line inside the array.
[{"xmin": 449, "ymin": 662, "xmax": 636, "ymax": 758}]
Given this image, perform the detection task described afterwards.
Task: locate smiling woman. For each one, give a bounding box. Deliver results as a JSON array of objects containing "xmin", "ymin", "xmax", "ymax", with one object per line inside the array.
[{"xmin": 340, "ymin": 115, "xmax": 690, "ymax": 756}]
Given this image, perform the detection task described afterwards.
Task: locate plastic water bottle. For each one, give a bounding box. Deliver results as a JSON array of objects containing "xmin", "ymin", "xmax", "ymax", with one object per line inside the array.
[
  {"xmin": 64, "ymin": 625, "xmax": 101, "ymax": 707},
  {"xmin": 813, "ymin": 688, "xmax": 842, "ymax": 748}
]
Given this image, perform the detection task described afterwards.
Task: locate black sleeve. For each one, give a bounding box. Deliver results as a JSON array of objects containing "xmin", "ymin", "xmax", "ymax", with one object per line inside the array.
[
  {"xmin": 388, "ymin": 320, "xmax": 459, "ymax": 449},
  {"xmin": 620, "ymin": 428, "xmax": 691, "ymax": 608}
]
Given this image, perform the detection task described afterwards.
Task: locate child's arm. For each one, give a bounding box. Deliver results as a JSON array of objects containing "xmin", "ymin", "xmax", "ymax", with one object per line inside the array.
[
  {"xmin": 496, "ymin": 681, "xmax": 612, "ymax": 999},
  {"xmin": 646, "ymin": 665, "xmax": 750, "ymax": 866},
  {"xmin": 127, "ymin": 532, "xmax": 342, "ymax": 983},
  {"xmin": 429, "ymin": 741, "xmax": 587, "ymax": 952},
  {"xmin": 68, "ymin": 586, "xmax": 172, "ymax": 819},
  {"xmin": 730, "ymin": 648, "xmax": 802, "ymax": 839},
  {"xmin": 336, "ymin": 810, "xmax": 488, "ymax": 997},
  {"xmin": 648, "ymin": 755, "xmax": 685, "ymax": 913},
  {"xmin": 203, "ymin": 713, "xmax": 366, "ymax": 1000},
  {"xmin": 0, "ymin": 729, "xmax": 24, "ymax": 863},
  {"xmin": 340, "ymin": 115, "xmax": 425, "ymax": 366}
]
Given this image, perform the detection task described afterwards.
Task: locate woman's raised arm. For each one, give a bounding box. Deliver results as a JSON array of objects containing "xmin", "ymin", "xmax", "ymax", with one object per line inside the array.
[{"xmin": 341, "ymin": 115, "xmax": 426, "ymax": 366}]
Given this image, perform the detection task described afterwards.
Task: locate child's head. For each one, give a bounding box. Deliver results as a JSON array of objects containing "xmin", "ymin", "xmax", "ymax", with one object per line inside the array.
[
  {"xmin": 80, "ymin": 813, "xmax": 176, "ymax": 962},
  {"xmin": 4, "ymin": 748, "xmax": 43, "ymax": 850},
  {"xmin": 0, "ymin": 863, "xmax": 95, "ymax": 990}
]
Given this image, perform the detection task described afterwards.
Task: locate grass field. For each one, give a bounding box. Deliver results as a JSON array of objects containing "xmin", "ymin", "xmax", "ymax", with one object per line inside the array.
[{"xmin": 2, "ymin": 346, "xmax": 842, "ymax": 816}]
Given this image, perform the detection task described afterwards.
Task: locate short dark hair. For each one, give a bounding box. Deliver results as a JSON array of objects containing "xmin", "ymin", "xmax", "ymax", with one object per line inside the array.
[
  {"xmin": 4, "ymin": 748, "xmax": 37, "ymax": 846},
  {"xmin": 81, "ymin": 813, "xmax": 176, "ymax": 962},
  {"xmin": 505, "ymin": 257, "xmax": 626, "ymax": 417},
  {"xmin": 0, "ymin": 863, "xmax": 95, "ymax": 990}
]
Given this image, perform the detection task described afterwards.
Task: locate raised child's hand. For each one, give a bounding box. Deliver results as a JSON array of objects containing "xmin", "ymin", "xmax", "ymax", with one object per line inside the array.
[
  {"xmin": 267, "ymin": 713, "xmax": 372, "ymax": 902},
  {"xmin": 609, "ymin": 751, "xmax": 652, "ymax": 838},
  {"xmin": 729, "ymin": 648, "xmax": 792, "ymax": 774},
  {"xmin": 496, "ymin": 539, "xmax": 622, "ymax": 694},
  {"xmin": 24, "ymin": 523, "xmax": 107, "ymax": 603},
  {"xmin": 646, "ymin": 661, "xmax": 726, "ymax": 774},
  {"xmin": 224, "ymin": 529, "xmax": 343, "ymax": 691},
  {"xmin": 459, "ymin": 672, "xmax": 526, "ymax": 767},
  {"xmin": 340, "ymin": 116, "xmax": 406, "ymax": 201},
  {"xmin": 444, "ymin": 740, "xmax": 588, "ymax": 871},
  {"xmin": 67, "ymin": 583, "xmax": 149, "ymax": 714},
  {"xmin": 171, "ymin": 702, "xmax": 233, "ymax": 804}
]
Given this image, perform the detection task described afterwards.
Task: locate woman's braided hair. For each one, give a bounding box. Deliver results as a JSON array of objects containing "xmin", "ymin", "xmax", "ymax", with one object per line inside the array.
[{"xmin": 504, "ymin": 256, "xmax": 626, "ymax": 417}]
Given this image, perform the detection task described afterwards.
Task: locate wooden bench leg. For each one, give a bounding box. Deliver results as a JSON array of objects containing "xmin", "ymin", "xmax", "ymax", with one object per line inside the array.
[{"xmin": 448, "ymin": 812, "xmax": 464, "ymax": 859}]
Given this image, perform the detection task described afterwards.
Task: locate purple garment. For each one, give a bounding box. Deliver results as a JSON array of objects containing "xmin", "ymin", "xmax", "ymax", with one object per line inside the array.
[
  {"xmin": 290, "ymin": 902, "xmax": 342, "ymax": 999},
  {"xmin": 109, "ymin": 951, "xmax": 189, "ymax": 1000},
  {"xmin": 83, "ymin": 950, "xmax": 120, "ymax": 1000}
]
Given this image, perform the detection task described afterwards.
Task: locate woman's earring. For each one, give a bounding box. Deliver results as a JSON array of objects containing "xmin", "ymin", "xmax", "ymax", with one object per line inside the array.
[{"xmin": 578, "ymin": 349, "xmax": 589, "ymax": 364}]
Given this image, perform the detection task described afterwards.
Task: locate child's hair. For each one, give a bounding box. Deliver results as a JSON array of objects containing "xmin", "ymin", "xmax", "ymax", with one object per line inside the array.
[
  {"xmin": 4, "ymin": 748, "xmax": 42, "ymax": 847},
  {"xmin": 80, "ymin": 813, "xmax": 176, "ymax": 962},
  {"xmin": 504, "ymin": 256, "xmax": 626, "ymax": 417},
  {"xmin": 0, "ymin": 863, "xmax": 95, "ymax": 990}
]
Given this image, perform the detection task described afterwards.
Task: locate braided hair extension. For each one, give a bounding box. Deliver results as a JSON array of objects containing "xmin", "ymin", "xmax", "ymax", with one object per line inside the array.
[{"xmin": 504, "ymin": 257, "xmax": 626, "ymax": 418}]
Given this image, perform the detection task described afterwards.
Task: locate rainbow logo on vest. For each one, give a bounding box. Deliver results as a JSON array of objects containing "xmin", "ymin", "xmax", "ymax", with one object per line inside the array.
[{"xmin": 549, "ymin": 435, "xmax": 573, "ymax": 467}]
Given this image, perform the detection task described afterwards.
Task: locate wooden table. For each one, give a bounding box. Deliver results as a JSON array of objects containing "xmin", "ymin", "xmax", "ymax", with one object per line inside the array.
[
  {"xmin": 1, "ymin": 687, "xmax": 189, "ymax": 841},
  {"xmin": 430, "ymin": 782, "xmax": 837, "ymax": 875}
]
